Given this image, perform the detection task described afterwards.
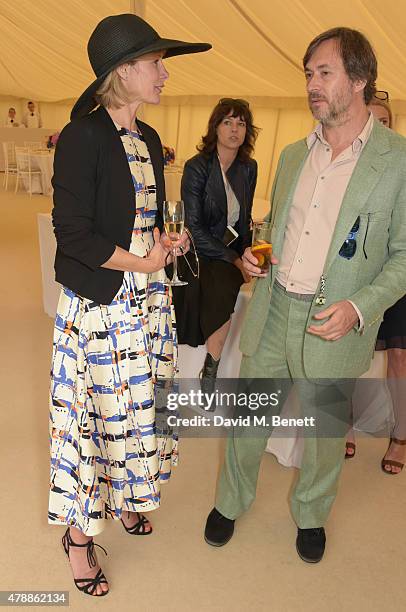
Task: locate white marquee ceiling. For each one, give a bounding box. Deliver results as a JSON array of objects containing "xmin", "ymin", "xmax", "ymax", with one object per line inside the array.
[{"xmin": 0, "ymin": 0, "xmax": 405, "ymax": 102}]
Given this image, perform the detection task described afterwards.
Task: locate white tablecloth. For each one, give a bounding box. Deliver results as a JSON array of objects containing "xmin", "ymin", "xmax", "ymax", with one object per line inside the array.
[
  {"xmin": 37, "ymin": 213, "xmax": 59, "ymax": 316},
  {"xmin": 0, "ymin": 126, "xmax": 57, "ymax": 170},
  {"xmin": 31, "ymin": 150, "xmax": 54, "ymax": 196},
  {"xmin": 21, "ymin": 150, "xmax": 54, "ymax": 195}
]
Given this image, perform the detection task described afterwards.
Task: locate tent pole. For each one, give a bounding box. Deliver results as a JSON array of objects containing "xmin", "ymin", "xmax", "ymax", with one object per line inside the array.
[
  {"xmin": 129, "ymin": 0, "xmax": 147, "ymax": 120},
  {"xmin": 129, "ymin": 0, "xmax": 146, "ymax": 18}
]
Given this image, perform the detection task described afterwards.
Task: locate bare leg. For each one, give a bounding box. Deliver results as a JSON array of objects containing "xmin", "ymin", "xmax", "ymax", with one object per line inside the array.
[
  {"xmin": 121, "ymin": 511, "xmax": 152, "ymax": 533},
  {"xmin": 383, "ymin": 349, "xmax": 406, "ymax": 473},
  {"xmin": 66, "ymin": 526, "xmax": 109, "ymax": 596},
  {"xmin": 206, "ymin": 319, "xmax": 232, "ymax": 361}
]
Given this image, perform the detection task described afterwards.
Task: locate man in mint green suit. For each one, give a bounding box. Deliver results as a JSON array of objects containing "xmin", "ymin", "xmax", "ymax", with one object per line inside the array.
[{"xmin": 205, "ymin": 27, "xmax": 406, "ymax": 562}]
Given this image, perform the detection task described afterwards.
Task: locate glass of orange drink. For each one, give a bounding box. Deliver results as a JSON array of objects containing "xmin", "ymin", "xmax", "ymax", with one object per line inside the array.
[{"xmin": 251, "ymin": 222, "xmax": 272, "ymax": 271}]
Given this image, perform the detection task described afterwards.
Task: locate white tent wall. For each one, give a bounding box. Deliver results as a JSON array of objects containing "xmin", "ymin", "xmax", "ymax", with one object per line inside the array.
[
  {"xmin": 144, "ymin": 100, "xmax": 406, "ymax": 200},
  {"xmin": 0, "ymin": 98, "xmax": 71, "ymax": 131},
  {"xmin": 2, "ymin": 0, "xmax": 406, "ymax": 198},
  {"xmin": 3, "ymin": 97, "xmax": 406, "ymax": 200},
  {"xmin": 143, "ymin": 100, "xmax": 316, "ymax": 199}
]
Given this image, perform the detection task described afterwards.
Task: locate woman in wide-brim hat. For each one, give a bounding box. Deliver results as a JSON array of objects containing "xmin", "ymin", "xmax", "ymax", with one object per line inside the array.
[{"xmin": 49, "ymin": 13, "xmax": 211, "ymax": 597}]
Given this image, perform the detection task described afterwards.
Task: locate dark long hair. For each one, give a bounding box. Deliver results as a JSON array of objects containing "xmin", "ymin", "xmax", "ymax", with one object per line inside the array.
[
  {"xmin": 303, "ymin": 27, "xmax": 377, "ymax": 104},
  {"xmin": 197, "ymin": 99, "xmax": 259, "ymax": 162}
]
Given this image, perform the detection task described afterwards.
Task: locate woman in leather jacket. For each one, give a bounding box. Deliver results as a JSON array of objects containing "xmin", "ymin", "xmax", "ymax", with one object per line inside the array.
[{"xmin": 174, "ymin": 98, "xmax": 258, "ymax": 392}]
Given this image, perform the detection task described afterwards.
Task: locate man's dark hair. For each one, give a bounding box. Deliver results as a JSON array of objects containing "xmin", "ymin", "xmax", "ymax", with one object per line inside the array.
[{"xmin": 303, "ymin": 27, "xmax": 377, "ymax": 104}]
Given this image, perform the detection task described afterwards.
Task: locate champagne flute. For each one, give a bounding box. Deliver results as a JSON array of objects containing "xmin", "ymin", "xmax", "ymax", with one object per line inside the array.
[{"xmin": 163, "ymin": 200, "xmax": 188, "ymax": 286}]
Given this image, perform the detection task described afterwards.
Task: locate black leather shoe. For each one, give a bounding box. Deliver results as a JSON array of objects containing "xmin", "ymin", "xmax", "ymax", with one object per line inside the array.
[
  {"xmin": 296, "ymin": 527, "xmax": 326, "ymax": 563},
  {"xmin": 204, "ymin": 508, "xmax": 235, "ymax": 546}
]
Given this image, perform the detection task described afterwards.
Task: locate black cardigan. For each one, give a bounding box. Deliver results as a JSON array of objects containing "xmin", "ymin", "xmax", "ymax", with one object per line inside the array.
[
  {"xmin": 181, "ymin": 152, "xmax": 257, "ymax": 262},
  {"xmin": 52, "ymin": 106, "xmax": 165, "ymax": 304}
]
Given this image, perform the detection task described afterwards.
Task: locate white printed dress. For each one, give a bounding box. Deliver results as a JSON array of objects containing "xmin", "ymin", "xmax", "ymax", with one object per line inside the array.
[{"xmin": 49, "ymin": 127, "xmax": 177, "ymax": 536}]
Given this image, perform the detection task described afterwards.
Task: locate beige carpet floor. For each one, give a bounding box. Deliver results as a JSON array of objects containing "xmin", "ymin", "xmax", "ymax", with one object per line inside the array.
[{"xmin": 1, "ymin": 186, "xmax": 405, "ymax": 612}]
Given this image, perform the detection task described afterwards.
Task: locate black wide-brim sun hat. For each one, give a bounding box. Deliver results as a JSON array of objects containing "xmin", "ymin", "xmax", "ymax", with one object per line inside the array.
[{"xmin": 71, "ymin": 13, "xmax": 212, "ymax": 119}]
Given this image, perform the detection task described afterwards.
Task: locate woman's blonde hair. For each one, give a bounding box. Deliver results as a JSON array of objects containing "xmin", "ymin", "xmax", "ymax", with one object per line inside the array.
[
  {"xmin": 94, "ymin": 60, "xmax": 137, "ymax": 109},
  {"xmin": 94, "ymin": 51, "xmax": 164, "ymax": 109},
  {"xmin": 368, "ymin": 98, "xmax": 393, "ymax": 128}
]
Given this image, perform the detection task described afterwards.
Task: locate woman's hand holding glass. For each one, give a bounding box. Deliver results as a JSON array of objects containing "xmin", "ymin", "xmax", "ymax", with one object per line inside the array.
[
  {"xmin": 145, "ymin": 227, "xmax": 172, "ymax": 273},
  {"xmin": 160, "ymin": 230, "xmax": 190, "ymax": 257},
  {"xmin": 141, "ymin": 227, "xmax": 191, "ymax": 275}
]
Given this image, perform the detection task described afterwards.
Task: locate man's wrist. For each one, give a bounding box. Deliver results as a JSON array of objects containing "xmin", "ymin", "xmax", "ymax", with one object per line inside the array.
[{"xmin": 347, "ymin": 300, "xmax": 364, "ymax": 332}]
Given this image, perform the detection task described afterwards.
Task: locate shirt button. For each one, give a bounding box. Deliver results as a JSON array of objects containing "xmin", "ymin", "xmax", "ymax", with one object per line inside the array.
[
  {"xmin": 313, "ymin": 203, "xmax": 319, "ymax": 208},
  {"xmin": 298, "ymin": 257, "xmax": 303, "ymax": 263},
  {"xmin": 305, "ymin": 231, "xmax": 310, "ymax": 235},
  {"xmin": 326, "ymin": 147, "xmax": 330, "ymax": 152},
  {"xmin": 320, "ymin": 176, "xmax": 325, "ymax": 180},
  {"xmin": 290, "ymin": 283, "xmax": 294, "ymax": 287}
]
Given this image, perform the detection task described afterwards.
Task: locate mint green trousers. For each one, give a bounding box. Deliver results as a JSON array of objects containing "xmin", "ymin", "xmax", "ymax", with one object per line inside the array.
[{"xmin": 215, "ymin": 283, "xmax": 351, "ymax": 528}]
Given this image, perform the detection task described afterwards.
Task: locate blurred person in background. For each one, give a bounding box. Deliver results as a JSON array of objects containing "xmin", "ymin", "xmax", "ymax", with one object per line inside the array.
[
  {"xmin": 22, "ymin": 100, "xmax": 42, "ymax": 127},
  {"xmin": 345, "ymin": 92, "xmax": 406, "ymax": 474},
  {"xmin": 4, "ymin": 107, "xmax": 19, "ymax": 127}
]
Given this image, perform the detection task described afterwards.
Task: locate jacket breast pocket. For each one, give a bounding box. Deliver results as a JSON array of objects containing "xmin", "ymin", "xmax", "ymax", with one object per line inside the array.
[{"xmin": 359, "ymin": 211, "xmax": 390, "ymax": 261}]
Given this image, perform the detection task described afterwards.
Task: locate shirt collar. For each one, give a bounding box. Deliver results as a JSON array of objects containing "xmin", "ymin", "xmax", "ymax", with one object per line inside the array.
[{"xmin": 306, "ymin": 112, "xmax": 374, "ymax": 153}]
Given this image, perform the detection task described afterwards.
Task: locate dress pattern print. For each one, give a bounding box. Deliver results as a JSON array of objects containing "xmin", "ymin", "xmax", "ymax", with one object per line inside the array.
[{"xmin": 49, "ymin": 127, "xmax": 177, "ymax": 536}]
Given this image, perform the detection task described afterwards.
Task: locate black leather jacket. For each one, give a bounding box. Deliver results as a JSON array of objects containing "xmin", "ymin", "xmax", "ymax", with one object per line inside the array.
[{"xmin": 181, "ymin": 151, "xmax": 257, "ymax": 263}]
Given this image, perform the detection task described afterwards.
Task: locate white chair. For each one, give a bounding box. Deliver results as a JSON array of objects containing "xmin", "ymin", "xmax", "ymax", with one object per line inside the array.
[
  {"xmin": 15, "ymin": 147, "xmax": 42, "ymax": 196},
  {"xmin": 24, "ymin": 141, "xmax": 44, "ymax": 150},
  {"xmin": 2, "ymin": 141, "xmax": 18, "ymax": 190}
]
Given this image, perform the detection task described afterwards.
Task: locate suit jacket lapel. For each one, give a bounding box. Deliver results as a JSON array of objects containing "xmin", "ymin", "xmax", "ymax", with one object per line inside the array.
[{"xmin": 323, "ymin": 123, "xmax": 390, "ymax": 273}]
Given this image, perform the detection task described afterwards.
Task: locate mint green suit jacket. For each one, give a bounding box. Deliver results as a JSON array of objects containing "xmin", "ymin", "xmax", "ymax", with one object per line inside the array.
[{"xmin": 240, "ymin": 120, "xmax": 406, "ymax": 378}]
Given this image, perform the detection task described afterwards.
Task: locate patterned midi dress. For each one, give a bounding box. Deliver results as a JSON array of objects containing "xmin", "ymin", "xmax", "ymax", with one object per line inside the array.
[{"xmin": 49, "ymin": 127, "xmax": 178, "ymax": 536}]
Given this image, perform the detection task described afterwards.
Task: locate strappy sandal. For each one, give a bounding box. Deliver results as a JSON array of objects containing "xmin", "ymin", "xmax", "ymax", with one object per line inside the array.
[
  {"xmin": 61, "ymin": 528, "xmax": 109, "ymax": 597},
  {"xmin": 381, "ymin": 437, "xmax": 406, "ymax": 475},
  {"xmin": 345, "ymin": 442, "xmax": 356, "ymax": 459},
  {"xmin": 121, "ymin": 511, "xmax": 153, "ymax": 535}
]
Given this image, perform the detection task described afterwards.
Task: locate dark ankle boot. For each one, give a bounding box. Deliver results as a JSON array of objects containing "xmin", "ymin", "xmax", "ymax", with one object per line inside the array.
[{"xmin": 199, "ymin": 353, "xmax": 220, "ymax": 410}]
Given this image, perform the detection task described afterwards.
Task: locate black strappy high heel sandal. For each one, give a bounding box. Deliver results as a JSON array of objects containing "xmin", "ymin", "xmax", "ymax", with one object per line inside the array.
[
  {"xmin": 121, "ymin": 511, "xmax": 153, "ymax": 535},
  {"xmin": 61, "ymin": 528, "xmax": 109, "ymax": 597}
]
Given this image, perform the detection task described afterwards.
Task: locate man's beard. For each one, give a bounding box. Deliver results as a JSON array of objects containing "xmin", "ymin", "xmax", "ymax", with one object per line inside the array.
[{"xmin": 309, "ymin": 86, "xmax": 353, "ymax": 126}]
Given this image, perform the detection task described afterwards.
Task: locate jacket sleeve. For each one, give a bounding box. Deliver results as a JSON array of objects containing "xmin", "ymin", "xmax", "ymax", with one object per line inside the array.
[
  {"xmin": 52, "ymin": 121, "xmax": 116, "ymax": 271},
  {"xmin": 181, "ymin": 160, "xmax": 238, "ymax": 264},
  {"xmin": 240, "ymin": 160, "xmax": 258, "ymax": 251}
]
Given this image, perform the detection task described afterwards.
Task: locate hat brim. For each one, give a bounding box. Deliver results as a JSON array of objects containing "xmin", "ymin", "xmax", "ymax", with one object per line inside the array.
[{"xmin": 71, "ymin": 39, "xmax": 212, "ymax": 119}]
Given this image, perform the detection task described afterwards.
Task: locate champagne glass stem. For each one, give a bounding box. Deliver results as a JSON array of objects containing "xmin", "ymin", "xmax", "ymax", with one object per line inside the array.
[{"xmin": 172, "ymin": 246, "xmax": 179, "ymax": 281}]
